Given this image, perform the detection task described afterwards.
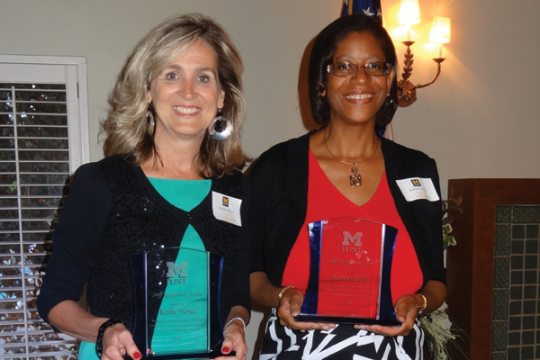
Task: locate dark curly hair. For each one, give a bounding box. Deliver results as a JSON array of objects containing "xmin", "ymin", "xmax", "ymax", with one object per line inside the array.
[{"xmin": 308, "ymin": 13, "xmax": 398, "ymax": 132}]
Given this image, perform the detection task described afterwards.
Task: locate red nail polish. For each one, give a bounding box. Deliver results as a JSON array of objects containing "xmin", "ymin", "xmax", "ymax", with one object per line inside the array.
[
  {"xmin": 133, "ymin": 351, "xmax": 142, "ymax": 360},
  {"xmin": 222, "ymin": 347, "xmax": 230, "ymax": 353}
]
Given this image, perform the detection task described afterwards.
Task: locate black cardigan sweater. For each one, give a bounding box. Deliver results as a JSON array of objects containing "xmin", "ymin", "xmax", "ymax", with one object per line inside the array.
[
  {"xmin": 37, "ymin": 155, "xmax": 251, "ymax": 331},
  {"xmin": 248, "ymin": 132, "xmax": 446, "ymax": 291}
]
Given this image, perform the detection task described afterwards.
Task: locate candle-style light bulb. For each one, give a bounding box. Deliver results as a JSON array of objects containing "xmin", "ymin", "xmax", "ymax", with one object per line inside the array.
[
  {"xmin": 398, "ymin": 0, "xmax": 421, "ymax": 27},
  {"xmin": 429, "ymin": 17, "xmax": 451, "ymax": 58}
]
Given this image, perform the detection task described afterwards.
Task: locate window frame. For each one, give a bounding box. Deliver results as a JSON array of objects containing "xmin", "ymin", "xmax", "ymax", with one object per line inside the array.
[
  {"xmin": 0, "ymin": 54, "xmax": 89, "ymax": 360},
  {"xmin": 0, "ymin": 54, "xmax": 90, "ymax": 171}
]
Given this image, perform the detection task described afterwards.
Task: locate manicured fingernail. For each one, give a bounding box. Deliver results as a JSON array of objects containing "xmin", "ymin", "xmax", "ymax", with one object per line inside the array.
[
  {"xmin": 133, "ymin": 352, "xmax": 142, "ymax": 360},
  {"xmin": 222, "ymin": 347, "xmax": 230, "ymax": 353}
]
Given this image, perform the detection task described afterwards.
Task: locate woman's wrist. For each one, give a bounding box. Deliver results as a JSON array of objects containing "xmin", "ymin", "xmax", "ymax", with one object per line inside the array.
[
  {"xmin": 95, "ymin": 318, "xmax": 126, "ymax": 358},
  {"xmin": 278, "ymin": 286, "xmax": 296, "ymax": 305},
  {"xmin": 415, "ymin": 294, "xmax": 427, "ymax": 315},
  {"xmin": 223, "ymin": 317, "xmax": 246, "ymax": 331}
]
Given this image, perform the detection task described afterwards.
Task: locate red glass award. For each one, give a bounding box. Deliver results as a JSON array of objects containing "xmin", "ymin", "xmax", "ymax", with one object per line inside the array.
[{"xmin": 295, "ymin": 218, "xmax": 400, "ymax": 326}]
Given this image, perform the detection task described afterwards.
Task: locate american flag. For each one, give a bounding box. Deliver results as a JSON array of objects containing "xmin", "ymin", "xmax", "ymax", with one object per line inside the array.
[{"xmin": 340, "ymin": 0, "xmax": 383, "ymax": 24}]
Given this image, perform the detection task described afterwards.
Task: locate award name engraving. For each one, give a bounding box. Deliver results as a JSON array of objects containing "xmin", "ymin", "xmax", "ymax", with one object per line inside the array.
[{"xmin": 151, "ymin": 253, "xmax": 208, "ymax": 354}]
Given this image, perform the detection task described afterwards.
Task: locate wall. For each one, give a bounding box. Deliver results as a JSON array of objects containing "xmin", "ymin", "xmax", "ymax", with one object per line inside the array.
[
  {"xmin": 383, "ymin": 0, "xmax": 540, "ymax": 198},
  {"xmin": 1, "ymin": 0, "xmax": 539, "ymax": 359}
]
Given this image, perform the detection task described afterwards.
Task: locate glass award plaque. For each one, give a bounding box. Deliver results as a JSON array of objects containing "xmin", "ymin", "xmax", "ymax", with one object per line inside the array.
[
  {"xmin": 295, "ymin": 218, "xmax": 400, "ymax": 326},
  {"xmin": 130, "ymin": 247, "xmax": 224, "ymax": 359}
]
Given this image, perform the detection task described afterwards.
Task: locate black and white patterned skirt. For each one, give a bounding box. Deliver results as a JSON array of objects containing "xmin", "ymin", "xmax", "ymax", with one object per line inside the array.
[{"xmin": 259, "ymin": 309, "xmax": 424, "ymax": 360}]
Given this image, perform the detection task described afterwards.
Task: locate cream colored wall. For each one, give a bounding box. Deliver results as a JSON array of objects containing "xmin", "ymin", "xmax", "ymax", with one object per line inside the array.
[
  {"xmin": 2, "ymin": 0, "xmax": 539, "ymax": 359},
  {"xmin": 384, "ymin": 0, "xmax": 540, "ymax": 196}
]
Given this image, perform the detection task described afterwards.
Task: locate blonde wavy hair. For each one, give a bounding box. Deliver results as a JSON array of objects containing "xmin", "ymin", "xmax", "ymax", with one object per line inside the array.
[{"xmin": 102, "ymin": 13, "xmax": 249, "ymax": 178}]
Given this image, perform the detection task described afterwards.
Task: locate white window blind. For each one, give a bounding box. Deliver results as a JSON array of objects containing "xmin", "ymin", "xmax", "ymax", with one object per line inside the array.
[{"xmin": 0, "ymin": 57, "xmax": 88, "ymax": 360}]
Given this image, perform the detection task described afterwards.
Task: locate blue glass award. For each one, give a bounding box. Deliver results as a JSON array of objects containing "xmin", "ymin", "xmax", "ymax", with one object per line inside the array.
[
  {"xmin": 295, "ymin": 218, "xmax": 400, "ymax": 326},
  {"xmin": 130, "ymin": 247, "xmax": 224, "ymax": 359}
]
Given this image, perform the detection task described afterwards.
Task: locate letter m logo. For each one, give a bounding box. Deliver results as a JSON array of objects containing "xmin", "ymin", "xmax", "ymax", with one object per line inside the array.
[
  {"xmin": 166, "ymin": 262, "xmax": 187, "ymax": 278},
  {"xmin": 342, "ymin": 231, "xmax": 363, "ymax": 246}
]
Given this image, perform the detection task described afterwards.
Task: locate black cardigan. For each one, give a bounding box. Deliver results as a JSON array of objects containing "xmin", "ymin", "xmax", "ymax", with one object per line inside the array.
[
  {"xmin": 248, "ymin": 132, "xmax": 445, "ymax": 290},
  {"xmin": 37, "ymin": 155, "xmax": 251, "ymax": 330}
]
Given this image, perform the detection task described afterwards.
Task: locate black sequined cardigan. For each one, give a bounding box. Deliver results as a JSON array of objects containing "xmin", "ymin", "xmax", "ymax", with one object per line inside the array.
[{"xmin": 37, "ymin": 155, "xmax": 251, "ymax": 331}]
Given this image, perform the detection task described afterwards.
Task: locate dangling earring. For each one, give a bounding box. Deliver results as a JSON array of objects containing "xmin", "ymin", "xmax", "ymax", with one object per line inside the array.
[
  {"xmin": 146, "ymin": 103, "xmax": 156, "ymax": 136},
  {"xmin": 146, "ymin": 103, "xmax": 154, "ymax": 126},
  {"xmin": 208, "ymin": 108, "xmax": 232, "ymax": 141}
]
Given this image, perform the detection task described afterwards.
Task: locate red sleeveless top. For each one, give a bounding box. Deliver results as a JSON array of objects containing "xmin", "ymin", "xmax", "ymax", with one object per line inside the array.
[{"xmin": 282, "ymin": 151, "xmax": 423, "ymax": 304}]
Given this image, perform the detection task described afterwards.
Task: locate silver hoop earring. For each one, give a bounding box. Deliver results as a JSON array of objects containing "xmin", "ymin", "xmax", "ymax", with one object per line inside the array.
[
  {"xmin": 146, "ymin": 103, "xmax": 155, "ymax": 126},
  {"xmin": 146, "ymin": 103, "xmax": 155, "ymax": 136},
  {"xmin": 208, "ymin": 109, "xmax": 232, "ymax": 141}
]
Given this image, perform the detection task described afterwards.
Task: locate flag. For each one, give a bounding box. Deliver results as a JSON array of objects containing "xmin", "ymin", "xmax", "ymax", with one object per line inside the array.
[
  {"xmin": 340, "ymin": 0, "xmax": 394, "ymax": 140},
  {"xmin": 340, "ymin": 0, "xmax": 383, "ymax": 25}
]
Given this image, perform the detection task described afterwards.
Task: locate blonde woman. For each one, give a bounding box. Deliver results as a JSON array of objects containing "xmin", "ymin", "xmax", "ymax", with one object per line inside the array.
[{"xmin": 37, "ymin": 14, "xmax": 250, "ymax": 360}]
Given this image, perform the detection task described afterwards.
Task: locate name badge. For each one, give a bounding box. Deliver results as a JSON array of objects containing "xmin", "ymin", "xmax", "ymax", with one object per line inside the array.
[
  {"xmin": 395, "ymin": 177, "xmax": 440, "ymax": 202},
  {"xmin": 212, "ymin": 191, "xmax": 242, "ymax": 226}
]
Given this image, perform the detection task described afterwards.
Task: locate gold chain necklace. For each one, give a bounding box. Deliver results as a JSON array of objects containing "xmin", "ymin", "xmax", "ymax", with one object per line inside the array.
[{"xmin": 323, "ymin": 128, "xmax": 379, "ymax": 187}]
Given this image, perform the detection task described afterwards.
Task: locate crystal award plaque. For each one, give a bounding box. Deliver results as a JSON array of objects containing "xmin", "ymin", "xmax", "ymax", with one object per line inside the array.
[
  {"xmin": 295, "ymin": 218, "xmax": 400, "ymax": 326},
  {"xmin": 130, "ymin": 247, "xmax": 224, "ymax": 359}
]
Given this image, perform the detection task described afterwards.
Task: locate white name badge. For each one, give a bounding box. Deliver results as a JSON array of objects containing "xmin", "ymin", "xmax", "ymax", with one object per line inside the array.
[
  {"xmin": 395, "ymin": 177, "xmax": 440, "ymax": 202},
  {"xmin": 212, "ymin": 191, "xmax": 242, "ymax": 226}
]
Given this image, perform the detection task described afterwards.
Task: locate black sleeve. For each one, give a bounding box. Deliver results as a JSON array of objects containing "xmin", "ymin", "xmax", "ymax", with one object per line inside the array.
[
  {"xmin": 228, "ymin": 174, "xmax": 252, "ymax": 314},
  {"xmin": 246, "ymin": 152, "xmax": 278, "ymax": 274},
  {"xmin": 427, "ymin": 158, "xmax": 446, "ymax": 285},
  {"xmin": 37, "ymin": 163, "xmax": 113, "ymax": 325}
]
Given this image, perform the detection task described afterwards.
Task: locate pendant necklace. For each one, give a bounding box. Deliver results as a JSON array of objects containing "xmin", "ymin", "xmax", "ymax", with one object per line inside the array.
[{"xmin": 323, "ymin": 128, "xmax": 379, "ymax": 187}]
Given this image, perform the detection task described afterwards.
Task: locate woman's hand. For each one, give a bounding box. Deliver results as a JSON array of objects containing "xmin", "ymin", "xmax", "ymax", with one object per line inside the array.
[
  {"xmin": 218, "ymin": 320, "xmax": 247, "ymax": 360},
  {"xmin": 250, "ymin": 272, "xmax": 335, "ymax": 332},
  {"xmin": 100, "ymin": 322, "xmax": 142, "ymax": 360},
  {"xmin": 217, "ymin": 305, "xmax": 249, "ymax": 360},
  {"xmin": 47, "ymin": 301, "xmax": 141, "ymax": 359},
  {"xmin": 354, "ymin": 281, "xmax": 447, "ymax": 337},
  {"xmin": 354, "ymin": 294, "xmax": 419, "ymax": 336},
  {"xmin": 277, "ymin": 287, "xmax": 335, "ymax": 331}
]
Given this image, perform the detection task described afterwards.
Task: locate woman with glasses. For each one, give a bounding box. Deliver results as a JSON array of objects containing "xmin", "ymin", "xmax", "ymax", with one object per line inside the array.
[{"xmin": 249, "ymin": 13, "xmax": 446, "ymax": 360}]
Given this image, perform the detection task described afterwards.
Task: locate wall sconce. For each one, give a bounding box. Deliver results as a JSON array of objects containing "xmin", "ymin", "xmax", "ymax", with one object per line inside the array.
[{"xmin": 396, "ymin": 0, "xmax": 451, "ymax": 107}]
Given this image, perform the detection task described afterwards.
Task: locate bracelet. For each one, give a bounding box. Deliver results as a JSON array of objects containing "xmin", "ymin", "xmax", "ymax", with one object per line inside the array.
[
  {"xmin": 416, "ymin": 294, "xmax": 427, "ymax": 315},
  {"xmin": 223, "ymin": 317, "xmax": 246, "ymax": 331},
  {"xmin": 278, "ymin": 286, "xmax": 296, "ymax": 302},
  {"xmin": 95, "ymin": 318, "xmax": 126, "ymax": 359}
]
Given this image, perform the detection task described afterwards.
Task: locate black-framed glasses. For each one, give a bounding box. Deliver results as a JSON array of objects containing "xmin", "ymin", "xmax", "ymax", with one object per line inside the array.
[{"xmin": 326, "ymin": 62, "xmax": 392, "ymax": 77}]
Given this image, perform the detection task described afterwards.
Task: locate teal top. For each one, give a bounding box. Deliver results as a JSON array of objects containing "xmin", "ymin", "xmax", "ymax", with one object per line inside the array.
[
  {"xmin": 148, "ymin": 177, "xmax": 211, "ymax": 251},
  {"xmin": 147, "ymin": 177, "xmax": 211, "ymax": 212},
  {"xmin": 79, "ymin": 177, "xmax": 212, "ymax": 359}
]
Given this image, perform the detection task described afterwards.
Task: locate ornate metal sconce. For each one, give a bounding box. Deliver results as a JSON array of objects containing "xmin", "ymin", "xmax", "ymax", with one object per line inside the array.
[
  {"xmin": 397, "ymin": 42, "xmax": 446, "ymax": 107},
  {"xmin": 395, "ymin": 0, "xmax": 451, "ymax": 107}
]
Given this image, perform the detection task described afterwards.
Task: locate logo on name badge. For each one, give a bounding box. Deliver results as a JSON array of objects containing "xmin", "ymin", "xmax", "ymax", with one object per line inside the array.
[
  {"xmin": 212, "ymin": 191, "xmax": 242, "ymax": 226},
  {"xmin": 396, "ymin": 177, "xmax": 440, "ymax": 202}
]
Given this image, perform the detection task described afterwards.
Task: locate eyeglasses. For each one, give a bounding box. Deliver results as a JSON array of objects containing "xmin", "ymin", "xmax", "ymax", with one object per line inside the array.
[{"xmin": 327, "ymin": 62, "xmax": 392, "ymax": 77}]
